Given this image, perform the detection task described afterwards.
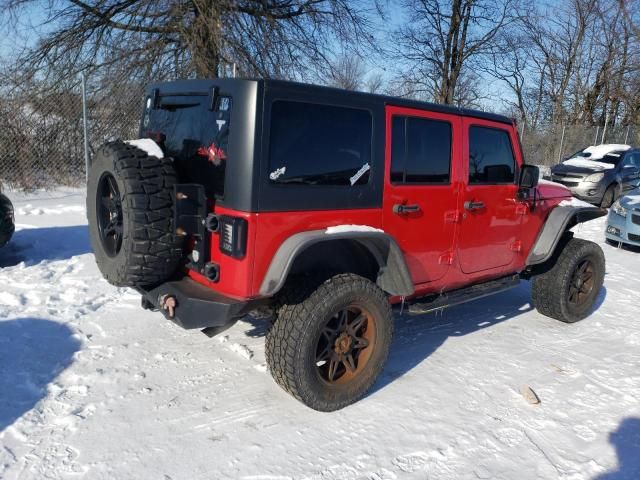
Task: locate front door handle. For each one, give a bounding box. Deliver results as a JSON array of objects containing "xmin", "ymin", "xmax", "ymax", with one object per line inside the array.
[
  {"xmin": 464, "ymin": 200, "xmax": 485, "ymax": 211},
  {"xmin": 393, "ymin": 204, "xmax": 421, "ymax": 215}
]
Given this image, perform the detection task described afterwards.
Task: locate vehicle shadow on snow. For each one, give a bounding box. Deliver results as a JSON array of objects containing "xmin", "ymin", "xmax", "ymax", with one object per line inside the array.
[
  {"xmin": 0, "ymin": 318, "xmax": 81, "ymax": 432},
  {"xmin": 0, "ymin": 225, "xmax": 90, "ymax": 267},
  {"xmin": 370, "ymin": 281, "xmax": 608, "ymax": 395},
  {"xmin": 594, "ymin": 417, "xmax": 640, "ymax": 480}
]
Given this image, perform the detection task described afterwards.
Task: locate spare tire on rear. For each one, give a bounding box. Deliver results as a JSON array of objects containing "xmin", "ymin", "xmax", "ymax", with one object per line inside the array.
[{"xmin": 87, "ymin": 141, "xmax": 184, "ymax": 288}]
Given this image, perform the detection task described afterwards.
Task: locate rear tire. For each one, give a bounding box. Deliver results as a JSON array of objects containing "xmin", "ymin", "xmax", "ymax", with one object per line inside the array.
[
  {"xmin": 266, "ymin": 273, "xmax": 393, "ymax": 411},
  {"xmin": 0, "ymin": 193, "xmax": 15, "ymax": 249},
  {"xmin": 532, "ymin": 238, "xmax": 605, "ymax": 323},
  {"xmin": 87, "ymin": 141, "xmax": 184, "ymax": 288}
]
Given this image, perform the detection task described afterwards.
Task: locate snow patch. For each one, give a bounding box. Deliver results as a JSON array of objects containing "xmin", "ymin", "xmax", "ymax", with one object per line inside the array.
[
  {"xmin": 538, "ymin": 179, "xmax": 566, "ymax": 188},
  {"xmin": 624, "ymin": 195, "xmax": 640, "ymax": 206},
  {"xmin": 325, "ymin": 224, "xmax": 384, "ymax": 235},
  {"xmin": 582, "ymin": 143, "xmax": 630, "ymax": 158},
  {"xmin": 562, "ymin": 158, "xmax": 614, "ymax": 170},
  {"xmin": 559, "ymin": 197, "xmax": 595, "ymax": 208},
  {"xmin": 125, "ymin": 139, "xmax": 164, "ymax": 159}
]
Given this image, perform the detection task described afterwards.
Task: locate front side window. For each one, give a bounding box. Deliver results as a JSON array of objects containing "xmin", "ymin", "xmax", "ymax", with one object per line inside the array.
[
  {"xmin": 390, "ymin": 116, "xmax": 452, "ymax": 184},
  {"xmin": 268, "ymin": 101, "xmax": 372, "ymax": 186},
  {"xmin": 469, "ymin": 126, "xmax": 516, "ymax": 184}
]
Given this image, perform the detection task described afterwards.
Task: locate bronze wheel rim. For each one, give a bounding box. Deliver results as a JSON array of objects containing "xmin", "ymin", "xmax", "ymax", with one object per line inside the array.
[
  {"xmin": 568, "ymin": 258, "xmax": 595, "ymax": 306},
  {"xmin": 315, "ymin": 304, "xmax": 377, "ymax": 385}
]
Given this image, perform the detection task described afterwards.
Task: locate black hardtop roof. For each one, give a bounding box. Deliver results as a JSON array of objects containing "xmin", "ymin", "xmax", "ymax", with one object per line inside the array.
[{"xmin": 148, "ymin": 78, "xmax": 514, "ymax": 125}]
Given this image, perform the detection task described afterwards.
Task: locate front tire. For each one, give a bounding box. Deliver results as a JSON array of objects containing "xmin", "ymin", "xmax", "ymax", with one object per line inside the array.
[
  {"xmin": 266, "ymin": 273, "xmax": 393, "ymax": 411},
  {"xmin": 600, "ymin": 185, "xmax": 616, "ymax": 208},
  {"xmin": 532, "ymin": 238, "xmax": 605, "ymax": 323}
]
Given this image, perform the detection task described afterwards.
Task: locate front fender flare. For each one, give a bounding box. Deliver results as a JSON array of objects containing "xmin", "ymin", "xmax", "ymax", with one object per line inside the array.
[
  {"xmin": 526, "ymin": 206, "xmax": 607, "ymax": 266},
  {"xmin": 259, "ymin": 230, "xmax": 415, "ymax": 297}
]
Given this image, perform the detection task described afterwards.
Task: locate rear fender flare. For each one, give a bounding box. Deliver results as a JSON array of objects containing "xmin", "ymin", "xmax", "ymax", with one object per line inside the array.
[
  {"xmin": 259, "ymin": 230, "xmax": 415, "ymax": 297},
  {"xmin": 526, "ymin": 206, "xmax": 607, "ymax": 266}
]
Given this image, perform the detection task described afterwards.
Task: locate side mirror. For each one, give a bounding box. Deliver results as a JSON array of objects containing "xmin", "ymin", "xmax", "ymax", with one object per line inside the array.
[{"xmin": 519, "ymin": 164, "xmax": 539, "ymax": 189}]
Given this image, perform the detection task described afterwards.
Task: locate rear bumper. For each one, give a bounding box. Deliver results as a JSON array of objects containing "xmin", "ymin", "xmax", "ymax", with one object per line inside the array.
[{"xmin": 138, "ymin": 277, "xmax": 257, "ymax": 330}]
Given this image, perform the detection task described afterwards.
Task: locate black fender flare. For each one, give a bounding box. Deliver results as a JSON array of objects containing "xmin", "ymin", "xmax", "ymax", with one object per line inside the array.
[
  {"xmin": 259, "ymin": 230, "xmax": 415, "ymax": 297},
  {"xmin": 526, "ymin": 206, "xmax": 607, "ymax": 266}
]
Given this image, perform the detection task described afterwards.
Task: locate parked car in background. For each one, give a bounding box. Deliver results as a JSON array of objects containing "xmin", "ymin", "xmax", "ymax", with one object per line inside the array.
[
  {"xmin": 605, "ymin": 188, "xmax": 640, "ymax": 247},
  {"xmin": 0, "ymin": 187, "xmax": 15, "ymax": 248},
  {"xmin": 547, "ymin": 144, "xmax": 640, "ymax": 207}
]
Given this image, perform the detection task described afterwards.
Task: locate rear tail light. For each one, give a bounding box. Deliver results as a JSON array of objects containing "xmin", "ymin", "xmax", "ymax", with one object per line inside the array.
[{"xmin": 218, "ymin": 216, "xmax": 247, "ymax": 258}]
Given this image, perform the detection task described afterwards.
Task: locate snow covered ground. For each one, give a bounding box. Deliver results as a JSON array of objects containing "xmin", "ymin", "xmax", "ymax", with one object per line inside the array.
[{"xmin": 1, "ymin": 189, "xmax": 639, "ymax": 480}]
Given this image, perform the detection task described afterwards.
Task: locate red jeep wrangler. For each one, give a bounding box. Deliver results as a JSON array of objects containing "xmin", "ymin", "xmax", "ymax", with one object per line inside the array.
[{"xmin": 87, "ymin": 79, "xmax": 606, "ymax": 411}]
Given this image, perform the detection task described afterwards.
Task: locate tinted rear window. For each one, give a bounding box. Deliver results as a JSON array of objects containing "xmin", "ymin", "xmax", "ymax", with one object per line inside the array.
[
  {"xmin": 268, "ymin": 101, "xmax": 372, "ymax": 186},
  {"xmin": 142, "ymin": 94, "xmax": 231, "ymax": 197}
]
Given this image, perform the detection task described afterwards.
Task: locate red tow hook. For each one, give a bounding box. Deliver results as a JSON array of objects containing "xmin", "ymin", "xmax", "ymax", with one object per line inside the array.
[{"xmin": 159, "ymin": 294, "xmax": 177, "ymax": 319}]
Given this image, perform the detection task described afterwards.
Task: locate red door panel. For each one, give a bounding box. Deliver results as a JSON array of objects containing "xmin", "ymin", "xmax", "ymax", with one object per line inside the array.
[
  {"xmin": 457, "ymin": 118, "xmax": 522, "ymax": 274},
  {"xmin": 382, "ymin": 106, "xmax": 462, "ymax": 284}
]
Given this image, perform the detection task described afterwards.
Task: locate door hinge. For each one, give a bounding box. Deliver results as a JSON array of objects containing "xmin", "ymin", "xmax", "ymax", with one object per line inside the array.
[
  {"xmin": 444, "ymin": 210, "xmax": 462, "ymax": 223},
  {"xmin": 439, "ymin": 251, "xmax": 455, "ymax": 265},
  {"xmin": 510, "ymin": 240, "xmax": 523, "ymax": 252}
]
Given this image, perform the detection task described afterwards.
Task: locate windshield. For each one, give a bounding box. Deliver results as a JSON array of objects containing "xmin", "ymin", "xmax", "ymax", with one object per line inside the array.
[
  {"xmin": 567, "ymin": 149, "xmax": 623, "ymax": 166},
  {"xmin": 597, "ymin": 153, "xmax": 623, "ymax": 165},
  {"xmin": 141, "ymin": 93, "xmax": 231, "ymax": 198}
]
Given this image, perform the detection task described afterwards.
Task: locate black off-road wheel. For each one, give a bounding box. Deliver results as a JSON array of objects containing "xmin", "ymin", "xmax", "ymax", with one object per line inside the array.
[
  {"xmin": 266, "ymin": 273, "xmax": 393, "ymax": 411},
  {"xmin": 532, "ymin": 238, "xmax": 605, "ymax": 323},
  {"xmin": 87, "ymin": 141, "xmax": 183, "ymax": 288},
  {"xmin": 0, "ymin": 193, "xmax": 15, "ymax": 249},
  {"xmin": 600, "ymin": 185, "xmax": 616, "ymax": 208}
]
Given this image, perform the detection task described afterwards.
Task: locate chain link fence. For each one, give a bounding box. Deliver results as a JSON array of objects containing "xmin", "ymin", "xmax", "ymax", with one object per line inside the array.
[
  {"xmin": 0, "ymin": 80, "xmax": 144, "ymax": 190},
  {"xmin": 0, "ymin": 81, "xmax": 638, "ymax": 190},
  {"xmin": 521, "ymin": 124, "xmax": 639, "ymax": 167}
]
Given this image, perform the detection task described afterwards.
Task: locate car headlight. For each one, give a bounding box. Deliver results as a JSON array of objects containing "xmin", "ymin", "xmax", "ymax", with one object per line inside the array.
[
  {"xmin": 584, "ymin": 172, "xmax": 604, "ymax": 183},
  {"xmin": 612, "ymin": 200, "xmax": 627, "ymax": 217}
]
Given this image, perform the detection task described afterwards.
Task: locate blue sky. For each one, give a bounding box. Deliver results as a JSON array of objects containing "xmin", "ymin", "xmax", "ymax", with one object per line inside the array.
[{"xmin": 0, "ymin": 0, "xmax": 514, "ymax": 112}]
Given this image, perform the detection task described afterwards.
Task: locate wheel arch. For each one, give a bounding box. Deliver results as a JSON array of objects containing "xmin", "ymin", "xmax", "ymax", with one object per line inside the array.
[
  {"xmin": 526, "ymin": 206, "xmax": 607, "ymax": 267},
  {"xmin": 259, "ymin": 230, "xmax": 415, "ymax": 297}
]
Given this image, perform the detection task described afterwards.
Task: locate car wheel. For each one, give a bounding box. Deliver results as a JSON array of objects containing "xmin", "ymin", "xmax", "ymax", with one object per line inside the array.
[
  {"xmin": 532, "ymin": 238, "xmax": 605, "ymax": 323},
  {"xmin": 266, "ymin": 273, "xmax": 393, "ymax": 411},
  {"xmin": 0, "ymin": 193, "xmax": 15, "ymax": 249},
  {"xmin": 86, "ymin": 141, "xmax": 184, "ymax": 288},
  {"xmin": 600, "ymin": 185, "xmax": 616, "ymax": 208}
]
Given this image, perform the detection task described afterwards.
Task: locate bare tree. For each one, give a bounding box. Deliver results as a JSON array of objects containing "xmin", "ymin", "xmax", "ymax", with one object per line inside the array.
[
  {"xmin": 0, "ymin": 0, "xmax": 380, "ymax": 83},
  {"xmin": 392, "ymin": 0, "xmax": 519, "ymax": 105},
  {"xmin": 328, "ymin": 55, "xmax": 367, "ymax": 90}
]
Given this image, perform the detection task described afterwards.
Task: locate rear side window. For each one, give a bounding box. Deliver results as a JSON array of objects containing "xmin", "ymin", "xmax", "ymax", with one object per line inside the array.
[
  {"xmin": 391, "ymin": 116, "xmax": 452, "ymax": 184},
  {"xmin": 268, "ymin": 101, "xmax": 372, "ymax": 186},
  {"xmin": 469, "ymin": 126, "xmax": 515, "ymax": 184}
]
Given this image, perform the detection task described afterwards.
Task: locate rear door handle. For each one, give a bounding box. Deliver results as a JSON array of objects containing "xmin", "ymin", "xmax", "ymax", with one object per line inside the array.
[
  {"xmin": 464, "ymin": 200, "xmax": 485, "ymax": 211},
  {"xmin": 393, "ymin": 204, "xmax": 421, "ymax": 215}
]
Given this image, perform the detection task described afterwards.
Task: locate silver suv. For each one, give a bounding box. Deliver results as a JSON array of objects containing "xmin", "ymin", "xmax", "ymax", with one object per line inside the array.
[{"xmin": 548, "ymin": 145, "xmax": 640, "ymax": 207}]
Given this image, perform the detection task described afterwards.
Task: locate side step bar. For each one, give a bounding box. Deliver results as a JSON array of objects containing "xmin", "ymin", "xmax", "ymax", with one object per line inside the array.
[{"xmin": 406, "ymin": 274, "xmax": 520, "ymax": 315}]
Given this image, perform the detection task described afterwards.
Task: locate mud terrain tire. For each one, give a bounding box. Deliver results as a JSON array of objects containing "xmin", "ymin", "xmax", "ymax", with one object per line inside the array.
[
  {"xmin": 266, "ymin": 273, "xmax": 393, "ymax": 411},
  {"xmin": 87, "ymin": 141, "xmax": 183, "ymax": 287},
  {"xmin": 532, "ymin": 238, "xmax": 605, "ymax": 323},
  {"xmin": 0, "ymin": 193, "xmax": 15, "ymax": 249}
]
